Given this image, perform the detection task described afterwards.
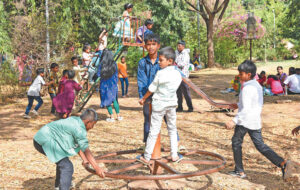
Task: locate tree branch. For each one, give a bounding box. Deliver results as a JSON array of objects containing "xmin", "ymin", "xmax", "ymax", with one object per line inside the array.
[
  {"xmin": 184, "ymin": 0, "xmax": 209, "ymax": 22},
  {"xmin": 214, "ymin": 0, "xmax": 220, "ymax": 12},
  {"xmin": 218, "ymin": 0, "xmax": 229, "ymax": 22},
  {"xmin": 200, "ymin": 0, "xmax": 212, "ymax": 16}
]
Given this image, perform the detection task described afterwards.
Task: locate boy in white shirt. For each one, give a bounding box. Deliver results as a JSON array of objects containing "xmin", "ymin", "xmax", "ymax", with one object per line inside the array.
[
  {"xmin": 24, "ymin": 68, "xmax": 53, "ymax": 119},
  {"xmin": 137, "ymin": 46, "xmax": 183, "ymax": 163},
  {"xmin": 226, "ymin": 60, "xmax": 290, "ymax": 179},
  {"xmin": 284, "ymin": 68, "xmax": 300, "ymax": 95}
]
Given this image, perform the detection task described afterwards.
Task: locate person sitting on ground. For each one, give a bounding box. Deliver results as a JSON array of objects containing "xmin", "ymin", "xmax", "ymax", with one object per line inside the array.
[
  {"xmin": 97, "ymin": 49, "xmax": 123, "ymax": 122},
  {"xmin": 23, "ymin": 68, "xmax": 53, "ymax": 119},
  {"xmin": 225, "ymin": 60, "xmax": 291, "ymax": 179},
  {"xmin": 264, "ymin": 75, "xmax": 284, "ymax": 96},
  {"xmin": 33, "ymin": 109, "xmax": 105, "ymax": 190},
  {"xmin": 57, "ymin": 69, "xmax": 68, "ymax": 95},
  {"xmin": 288, "ymin": 67, "xmax": 296, "ymax": 76},
  {"xmin": 53, "ymin": 70, "xmax": 83, "ymax": 118},
  {"xmin": 137, "ymin": 47, "xmax": 183, "ymax": 164},
  {"xmin": 276, "ymin": 66, "xmax": 287, "ymax": 88},
  {"xmin": 136, "ymin": 19, "xmax": 154, "ymax": 44},
  {"xmin": 258, "ymin": 71, "xmax": 266, "ymax": 86},
  {"xmin": 284, "ymin": 68, "xmax": 300, "ymax": 95},
  {"xmin": 118, "ymin": 56, "xmax": 129, "ymax": 97}
]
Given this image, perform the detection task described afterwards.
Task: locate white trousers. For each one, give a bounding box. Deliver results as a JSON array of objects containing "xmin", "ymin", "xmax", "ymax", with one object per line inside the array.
[{"xmin": 144, "ymin": 106, "xmax": 178, "ymax": 161}]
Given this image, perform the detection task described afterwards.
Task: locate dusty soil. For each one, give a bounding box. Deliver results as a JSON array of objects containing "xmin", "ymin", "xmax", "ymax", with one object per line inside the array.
[{"xmin": 1, "ymin": 62, "xmax": 300, "ymax": 189}]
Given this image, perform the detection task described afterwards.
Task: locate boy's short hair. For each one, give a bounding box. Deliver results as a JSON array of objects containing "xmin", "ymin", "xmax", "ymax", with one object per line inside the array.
[
  {"xmin": 238, "ymin": 60, "xmax": 257, "ymax": 78},
  {"xmin": 121, "ymin": 56, "xmax": 126, "ymax": 59},
  {"xmin": 277, "ymin": 66, "xmax": 283, "ymax": 70},
  {"xmin": 177, "ymin": 40, "xmax": 186, "ymax": 46},
  {"xmin": 159, "ymin": 46, "xmax": 176, "ymax": 63},
  {"xmin": 36, "ymin": 68, "xmax": 44, "ymax": 75},
  {"xmin": 67, "ymin": 70, "xmax": 75, "ymax": 79},
  {"xmin": 80, "ymin": 108, "xmax": 98, "ymax": 121},
  {"xmin": 144, "ymin": 33, "xmax": 160, "ymax": 44},
  {"xmin": 267, "ymin": 75, "xmax": 279, "ymax": 80},
  {"xmin": 145, "ymin": 19, "xmax": 154, "ymax": 26},
  {"xmin": 50, "ymin": 62, "xmax": 59, "ymax": 69},
  {"xmin": 124, "ymin": 3, "xmax": 133, "ymax": 10},
  {"xmin": 71, "ymin": 56, "xmax": 78, "ymax": 62},
  {"xmin": 62, "ymin": 69, "xmax": 68, "ymax": 76},
  {"xmin": 289, "ymin": 67, "xmax": 296, "ymax": 75}
]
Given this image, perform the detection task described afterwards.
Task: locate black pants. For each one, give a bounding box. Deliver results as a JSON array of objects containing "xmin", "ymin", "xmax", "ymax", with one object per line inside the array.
[
  {"xmin": 33, "ymin": 140, "xmax": 74, "ymax": 190},
  {"xmin": 49, "ymin": 93, "xmax": 56, "ymax": 114},
  {"xmin": 176, "ymin": 81, "xmax": 193, "ymax": 110},
  {"xmin": 287, "ymin": 89, "xmax": 300, "ymax": 95},
  {"xmin": 232, "ymin": 125, "xmax": 284, "ymax": 172}
]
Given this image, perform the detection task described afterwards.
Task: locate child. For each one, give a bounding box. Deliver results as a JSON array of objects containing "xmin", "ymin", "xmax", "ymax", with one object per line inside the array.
[
  {"xmin": 113, "ymin": 3, "xmax": 133, "ymax": 40},
  {"xmin": 276, "ymin": 66, "xmax": 287, "ymax": 87},
  {"xmin": 258, "ymin": 71, "xmax": 266, "ymax": 86},
  {"xmin": 23, "ymin": 68, "xmax": 53, "ymax": 119},
  {"xmin": 72, "ymin": 56, "xmax": 87, "ymax": 83},
  {"xmin": 284, "ymin": 68, "xmax": 300, "ymax": 95},
  {"xmin": 137, "ymin": 47, "xmax": 183, "ymax": 164},
  {"xmin": 225, "ymin": 60, "xmax": 290, "ymax": 179},
  {"xmin": 33, "ymin": 109, "xmax": 105, "ymax": 190},
  {"xmin": 118, "ymin": 56, "xmax": 129, "ymax": 97},
  {"xmin": 136, "ymin": 19, "xmax": 154, "ymax": 44},
  {"xmin": 53, "ymin": 70, "xmax": 82, "ymax": 118},
  {"xmin": 97, "ymin": 49, "xmax": 122, "ymax": 122},
  {"xmin": 264, "ymin": 75, "xmax": 284, "ymax": 96},
  {"xmin": 137, "ymin": 33, "xmax": 161, "ymax": 143},
  {"xmin": 292, "ymin": 126, "xmax": 300, "ymax": 136},
  {"xmin": 57, "ymin": 69, "xmax": 68, "ymax": 95},
  {"xmin": 48, "ymin": 63, "xmax": 59, "ymax": 114}
]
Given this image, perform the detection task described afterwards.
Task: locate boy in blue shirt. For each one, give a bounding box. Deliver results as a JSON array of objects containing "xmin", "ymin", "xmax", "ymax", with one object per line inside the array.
[
  {"xmin": 33, "ymin": 109, "xmax": 105, "ymax": 190},
  {"xmin": 226, "ymin": 60, "xmax": 291, "ymax": 179}
]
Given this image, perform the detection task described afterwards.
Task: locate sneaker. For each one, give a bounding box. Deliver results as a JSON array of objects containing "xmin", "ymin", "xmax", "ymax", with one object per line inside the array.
[
  {"xmin": 187, "ymin": 108, "xmax": 193, "ymax": 112},
  {"xmin": 228, "ymin": 171, "xmax": 247, "ymax": 179},
  {"xmin": 106, "ymin": 118, "xmax": 115, "ymax": 122},
  {"xmin": 117, "ymin": 116, "xmax": 123, "ymax": 121},
  {"xmin": 282, "ymin": 160, "xmax": 292, "ymax": 180},
  {"xmin": 31, "ymin": 109, "xmax": 39, "ymax": 116},
  {"xmin": 23, "ymin": 114, "xmax": 31, "ymax": 119}
]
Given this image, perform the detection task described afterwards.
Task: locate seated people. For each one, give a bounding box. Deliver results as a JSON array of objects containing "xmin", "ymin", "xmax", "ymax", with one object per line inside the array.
[
  {"xmin": 276, "ymin": 66, "xmax": 287, "ymax": 88},
  {"xmin": 258, "ymin": 71, "xmax": 266, "ymax": 86},
  {"xmin": 264, "ymin": 75, "xmax": 284, "ymax": 96},
  {"xmin": 284, "ymin": 68, "xmax": 300, "ymax": 95}
]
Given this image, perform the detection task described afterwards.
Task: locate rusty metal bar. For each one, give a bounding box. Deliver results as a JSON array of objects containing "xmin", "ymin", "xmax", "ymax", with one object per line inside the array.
[
  {"xmin": 96, "ymin": 159, "xmax": 136, "ymax": 164},
  {"xmin": 109, "ymin": 163, "xmax": 144, "ymax": 174},
  {"xmin": 180, "ymin": 160, "xmax": 223, "ymax": 165},
  {"xmin": 155, "ymin": 160, "xmax": 180, "ymax": 174}
]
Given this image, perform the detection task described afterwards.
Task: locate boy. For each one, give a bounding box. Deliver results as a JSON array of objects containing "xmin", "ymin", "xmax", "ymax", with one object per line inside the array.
[
  {"xmin": 33, "ymin": 108, "xmax": 105, "ymax": 190},
  {"xmin": 137, "ymin": 47, "xmax": 182, "ymax": 163},
  {"xmin": 137, "ymin": 33, "xmax": 161, "ymax": 143},
  {"xmin": 72, "ymin": 56, "xmax": 87, "ymax": 84},
  {"xmin": 226, "ymin": 60, "xmax": 290, "ymax": 179},
  {"xmin": 24, "ymin": 68, "xmax": 53, "ymax": 119},
  {"xmin": 136, "ymin": 19, "xmax": 154, "ymax": 44},
  {"xmin": 48, "ymin": 63, "xmax": 59, "ymax": 114},
  {"xmin": 175, "ymin": 40, "xmax": 193, "ymax": 112}
]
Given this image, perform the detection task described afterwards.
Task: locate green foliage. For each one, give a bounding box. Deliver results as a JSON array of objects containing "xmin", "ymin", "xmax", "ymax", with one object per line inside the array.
[
  {"xmin": 0, "ymin": 61, "xmax": 18, "ymax": 85},
  {"xmin": 123, "ymin": 47, "xmax": 144, "ymax": 75},
  {"xmin": 0, "ymin": 2, "xmax": 12, "ymax": 53}
]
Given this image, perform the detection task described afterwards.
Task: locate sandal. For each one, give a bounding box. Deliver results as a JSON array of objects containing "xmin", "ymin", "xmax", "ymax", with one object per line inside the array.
[
  {"xmin": 172, "ymin": 153, "xmax": 184, "ymax": 163},
  {"xmin": 282, "ymin": 160, "xmax": 291, "ymax": 180},
  {"xmin": 136, "ymin": 155, "xmax": 150, "ymax": 165}
]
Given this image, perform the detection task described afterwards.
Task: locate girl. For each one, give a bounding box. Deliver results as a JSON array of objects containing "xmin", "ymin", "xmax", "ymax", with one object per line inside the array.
[
  {"xmin": 97, "ymin": 49, "xmax": 122, "ymax": 122},
  {"xmin": 53, "ymin": 70, "xmax": 82, "ymax": 118},
  {"xmin": 118, "ymin": 56, "xmax": 129, "ymax": 97},
  {"xmin": 113, "ymin": 3, "xmax": 134, "ymax": 41},
  {"xmin": 264, "ymin": 75, "xmax": 284, "ymax": 96},
  {"xmin": 276, "ymin": 66, "xmax": 287, "ymax": 87},
  {"xmin": 258, "ymin": 71, "xmax": 266, "ymax": 86}
]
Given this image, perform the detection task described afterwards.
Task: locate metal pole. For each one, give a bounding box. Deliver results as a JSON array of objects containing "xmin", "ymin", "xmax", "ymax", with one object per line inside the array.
[
  {"xmin": 45, "ymin": 0, "xmax": 50, "ymax": 63},
  {"xmin": 250, "ymin": 39, "xmax": 252, "ymax": 61},
  {"xmin": 196, "ymin": 0, "xmax": 202, "ymax": 67},
  {"xmin": 273, "ymin": 9, "xmax": 276, "ymax": 49}
]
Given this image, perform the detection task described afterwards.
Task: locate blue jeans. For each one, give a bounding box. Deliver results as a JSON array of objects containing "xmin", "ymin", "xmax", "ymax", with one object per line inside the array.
[
  {"xmin": 25, "ymin": 96, "xmax": 43, "ymax": 115},
  {"xmin": 33, "ymin": 140, "xmax": 73, "ymax": 190},
  {"xmin": 49, "ymin": 93, "xmax": 56, "ymax": 113},
  {"xmin": 232, "ymin": 125, "xmax": 284, "ymax": 173},
  {"xmin": 119, "ymin": 77, "xmax": 129, "ymax": 96}
]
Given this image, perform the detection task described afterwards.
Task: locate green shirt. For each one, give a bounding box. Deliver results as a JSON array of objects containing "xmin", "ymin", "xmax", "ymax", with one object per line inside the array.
[{"xmin": 34, "ymin": 116, "xmax": 89, "ymax": 163}]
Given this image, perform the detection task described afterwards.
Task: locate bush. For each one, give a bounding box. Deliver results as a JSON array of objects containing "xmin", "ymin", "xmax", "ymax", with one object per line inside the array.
[{"xmin": 122, "ymin": 46, "xmax": 144, "ymax": 76}]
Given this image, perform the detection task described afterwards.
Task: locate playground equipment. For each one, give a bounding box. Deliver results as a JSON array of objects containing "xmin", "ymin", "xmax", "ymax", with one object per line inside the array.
[{"xmin": 74, "ymin": 16, "xmax": 145, "ymax": 112}]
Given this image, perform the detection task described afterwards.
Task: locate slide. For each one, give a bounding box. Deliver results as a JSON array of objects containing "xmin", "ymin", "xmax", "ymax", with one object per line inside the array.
[{"xmin": 182, "ymin": 78, "xmax": 231, "ymax": 109}]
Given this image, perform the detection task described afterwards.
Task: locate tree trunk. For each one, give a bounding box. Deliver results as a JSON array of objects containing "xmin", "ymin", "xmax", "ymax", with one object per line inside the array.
[{"xmin": 206, "ymin": 17, "xmax": 215, "ymax": 67}]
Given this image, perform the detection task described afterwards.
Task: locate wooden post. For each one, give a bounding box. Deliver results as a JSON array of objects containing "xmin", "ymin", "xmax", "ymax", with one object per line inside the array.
[{"xmin": 250, "ymin": 39, "xmax": 253, "ymax": 61}]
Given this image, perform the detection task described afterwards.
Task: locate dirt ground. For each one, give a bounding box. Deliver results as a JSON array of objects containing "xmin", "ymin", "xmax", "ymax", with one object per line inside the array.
[{"xmin": 1, "ymin": 62, "xmax": 300, "ymax": 190}]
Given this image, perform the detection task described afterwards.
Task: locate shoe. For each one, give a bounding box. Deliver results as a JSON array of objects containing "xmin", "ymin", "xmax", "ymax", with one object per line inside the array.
[
  {"xmin": 117, "ymin": 116, "xmax": 123, "ymax": 121},
  {"xmin": 187, "ymin": 108, "xmax": 193, "ymax": 112},
  {"xmin": 23, "ymin": 114, "xmax": 31, "ymax": 119},
  {"xmin": 106, "ymin": 118, "xmax": 115, "ymax": 122},
  {"xmin": 136, "ymin": 155, "xmax": 150, "ymax": 165},
  {"xmin": 125, "ymin": 94, "xmax": 129, "ymax": 97},
  {"xmin": 282, "ymin": 160, "xmax": 292, "ymax": 180},
  {"xmin": 32, "ymin": 110, "xmax": 39, "ymax": 116},
  {"xmin": 176, "ymin": 108, "xmax": 183, "ymax": 112},
  {"xmin": 172, "ymin": 153, "xmax": 184, "ymax": 163},
  {"xmin": 228, "ymin": 171, "xmax": 247, "ymax": 179}
]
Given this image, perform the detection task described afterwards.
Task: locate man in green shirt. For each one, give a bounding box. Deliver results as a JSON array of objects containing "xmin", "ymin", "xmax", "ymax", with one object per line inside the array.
[{"xmin": 33, "ymin": 108, "xmax": 105, "ymax": 190}]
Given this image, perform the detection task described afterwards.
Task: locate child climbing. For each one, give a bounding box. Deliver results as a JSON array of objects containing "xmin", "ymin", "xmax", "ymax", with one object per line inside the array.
[
  {"xmin": 23, "ymin": 68, "xmax": 53, "ymax": 119},
  {"xmin": 113, "ymin": 3, "xmax": 134, "ymax": 41},
  {"xmin": 118, "ymin": 56, "xmax": 129, "ymax": 97},
  {"xmin": 137, "ymin": 46, "xmax": 183, "ymax": 164},
  {"xmin": 136, "ymin": 19, "xmax": 154, "ymax": 43},
  {"xmin": 53, "ymin": 70, "xmax": 82, "ymax": 118},
  {"xmin": 97, "ymin": 49, "xmax": 122, "ymax": 122}
]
